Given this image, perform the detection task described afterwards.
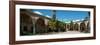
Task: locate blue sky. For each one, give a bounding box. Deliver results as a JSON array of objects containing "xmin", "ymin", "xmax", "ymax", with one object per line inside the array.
[{"xmin": 32, "ymin": 9, "xmax": 90, "ymax": 23}]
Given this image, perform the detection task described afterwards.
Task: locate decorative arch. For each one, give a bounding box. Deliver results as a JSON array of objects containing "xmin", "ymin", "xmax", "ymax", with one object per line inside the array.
[
  {"xmin": 80, "ymin": 22, "xmax": 86, "ymax": 32},
  {"xmin": 35, "ymin": 18, "xmax": 46, "ymax": 34}
]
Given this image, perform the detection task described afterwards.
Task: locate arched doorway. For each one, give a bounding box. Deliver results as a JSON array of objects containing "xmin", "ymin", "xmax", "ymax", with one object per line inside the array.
[
  {"xmin": 74, "ymin": 23, "xmax": 79, "ymax": 31},
  {"xmin": 67, "ymin": 24, "xmax": 70, "ymax": 31},
  {"xmin": 20, "ymin": 13, "xmax": 33, "ymax": 36},
  {"xmin": 80, "ymin": 22, "xmax": 86, "ymax": 32},
  {"xmin": 35, "ymin": 18, "xmax": 46, "ymax": 34},
  {"xmin": 70, "ymin": 21, "xmax": 74, "ymax": 31}
]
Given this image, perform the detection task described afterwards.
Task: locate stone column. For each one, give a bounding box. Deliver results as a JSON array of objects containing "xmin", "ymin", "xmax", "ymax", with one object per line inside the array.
[{"xmin": 32, "ymin": 17, "xmax": 36, "ymax": 34}]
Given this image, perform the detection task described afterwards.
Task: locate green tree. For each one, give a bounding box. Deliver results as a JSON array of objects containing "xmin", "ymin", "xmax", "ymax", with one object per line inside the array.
[
  {"xmin": 48, "ymin": 10, "xmax": 58, "ymax": 32},
  {"xmin": 48, "ymin": 19, "xmax": 57, "ymax": 31},
  {"xmin": 84, "ymin": 17, "xmax": 88, "ymax": 21}
]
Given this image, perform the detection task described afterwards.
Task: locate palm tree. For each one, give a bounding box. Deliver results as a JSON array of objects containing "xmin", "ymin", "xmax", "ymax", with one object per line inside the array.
[
  {"xmin": 52, "ymin": 10, "xmax": 56, "ymax": 20},
  {"xmin": 48, "ymin": 19, "xmax": 57, "ymax": 32},
  {"xmin": 48, "ymin": 10, "xmax": 57, "ymax": 32}
]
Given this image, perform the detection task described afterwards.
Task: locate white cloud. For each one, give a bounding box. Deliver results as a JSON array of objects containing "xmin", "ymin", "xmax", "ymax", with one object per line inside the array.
[
  {"xmin": 34, "ymin": 11, "xmax": 51, "ymax": 18},
  {"xmin": 46, "ymin": 15, "xmax": 51, "ymax": 18},
  {"xmin": 33, "ymin": 11, "xmax": 43, "ymax": 15},
  {"xmin": 81, "ymin": 19, "xmax": 84, "ymax": 21},
  {"xmin": 65, "ymin": 21, "xmax": 70, "ymax": 23},
  {"xmin": 73, "ymin": 19, "xmax": 80, "ymax": 22},
  {"xmin": 76, "ymin": 20, "xmax": 80, "ymax": 21},
  {"xmin": 73, "ymin": 20, "xmax": 76, "ymax": 22}
]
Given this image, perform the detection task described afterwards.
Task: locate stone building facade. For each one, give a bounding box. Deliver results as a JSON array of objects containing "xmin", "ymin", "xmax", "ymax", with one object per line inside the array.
[{"xmin": 20, "ymin": 9, "xmax": 50, "ymax": 35}]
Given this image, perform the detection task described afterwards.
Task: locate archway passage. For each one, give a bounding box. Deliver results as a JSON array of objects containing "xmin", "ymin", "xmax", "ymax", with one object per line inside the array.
[
  {"xmin": 74, "ymin": 23, "xmax": 79, "ymax": 31},
  {"xmin": 69, "ymin": 21, "xmax": 74, "ymax": 31},
  {"xmin": 80, "ymin": 22, "xmax": 86, "ymax": 32},
  {"xmin": 35, "ymin": 18, "xmax": 46, "ymax": 34},
  {"xmin": 20, "ymin": 13, "xmax": 33, "ymax": 36},
  {"xmin": 66, "ymin": 24, "xmax": 70, "ymax": 30}
]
